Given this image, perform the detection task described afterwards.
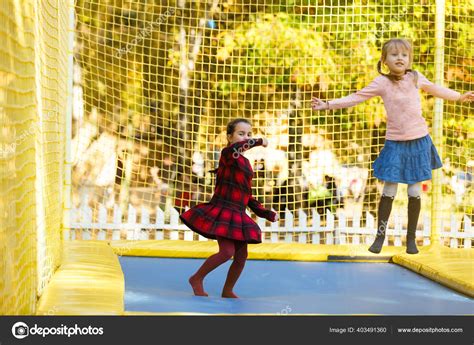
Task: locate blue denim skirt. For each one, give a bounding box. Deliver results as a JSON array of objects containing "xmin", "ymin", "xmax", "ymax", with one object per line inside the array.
[{"xmin": 373, "ymin": 135, "xmax": 442, "ymax": 184}]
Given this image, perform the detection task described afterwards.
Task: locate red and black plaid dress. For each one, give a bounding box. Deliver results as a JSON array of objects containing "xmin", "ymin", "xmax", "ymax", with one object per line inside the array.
[{"xmin": 180, "ymin": 138, "xmax": 276, "ymax": 243}]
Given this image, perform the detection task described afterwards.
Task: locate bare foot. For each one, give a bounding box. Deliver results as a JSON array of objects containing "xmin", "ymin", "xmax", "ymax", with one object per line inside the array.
[
  {"xmin": 222, "ymin": 290, "xmax": 239, "ymax": 298},
  {"xmin": 189, "ymin": 275, "xmax": 208, "ymax": 297}
]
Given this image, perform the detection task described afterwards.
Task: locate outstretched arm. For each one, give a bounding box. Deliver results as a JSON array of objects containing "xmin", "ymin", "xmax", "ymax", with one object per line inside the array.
[
  {"xmin": 248, "ymin": 196, "xmax": 278, "ymax": 222},
  {"xmin": 312, "ymin": 77, "xmax": 382, "ymax": 111},
  {"xmin": 229, "ymin": 137, "xmax": 269, "ymax": 152},
  {"xmin": 222, "ymin": 138, "xmax": 268, "ymax": 166},
  {"xmin": 417, "ymin": 72, "xmax": 474, "ymax": 102}
]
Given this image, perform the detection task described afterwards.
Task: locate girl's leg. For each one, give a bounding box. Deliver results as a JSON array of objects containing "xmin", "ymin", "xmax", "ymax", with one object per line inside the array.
[
  {"xmin": 368, "ymin": 182, "xmax": 397, "ymax": 253},
  {"xmin": 222, "ymin": 241, "xmax": 248, "ymax": 298},
  {"xmin": 189, "ymin": 236, "xmax": 235, "ymax": 296},
  {"xmin": 406, "ymin": 183, "xmax": 421, "ymax": 254}
]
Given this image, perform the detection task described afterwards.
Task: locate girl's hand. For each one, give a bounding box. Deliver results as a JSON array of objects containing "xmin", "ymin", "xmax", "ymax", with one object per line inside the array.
[
  {"xmin": 311, "ymin": 97, "xmax": 329, "ymax": 110},
  {"xmin": 273, "ymin": 213, "xmax": 279, "ymax": 222},
  {"xmin": 261, "ymin": 138, "xmax": 269, "ymax": 147},
  {"xmin": 459, "ymin": 91, "xmax": 474, "ymax": 103}
]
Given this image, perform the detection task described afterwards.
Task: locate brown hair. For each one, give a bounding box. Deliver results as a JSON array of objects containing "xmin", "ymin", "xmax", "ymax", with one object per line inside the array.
[
  {"xmin": 377, "ymin": 38, "xmax": 418, "ymax": 86},
  {"xmin": 226, "ymin": 118, "xmax": 252, "ymax": 136},
  {"xmin": 209, "ymin": 118, "xmax": 253, "ymax": 174}
]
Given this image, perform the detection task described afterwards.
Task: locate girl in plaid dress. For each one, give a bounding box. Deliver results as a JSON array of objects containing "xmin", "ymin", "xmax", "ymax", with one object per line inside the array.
[{"xmin": 180, "ymin": 118, "xmax": 279, "ymax": 298}]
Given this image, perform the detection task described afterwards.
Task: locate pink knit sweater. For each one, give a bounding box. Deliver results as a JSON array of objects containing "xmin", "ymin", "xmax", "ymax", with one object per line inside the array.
[{"xmin": 327, "ymin": 71, "xmax": 461, "ymax": 141}]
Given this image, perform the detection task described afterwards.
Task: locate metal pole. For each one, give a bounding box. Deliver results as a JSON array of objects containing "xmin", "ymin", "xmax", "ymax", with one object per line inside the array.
[
  {"xmin": 63, "ymin": 0, "xmax": 75, "ymax": 242},
  {"xmin": 431, "ymin": 0, "xmax": 446, "ymax": 246}
]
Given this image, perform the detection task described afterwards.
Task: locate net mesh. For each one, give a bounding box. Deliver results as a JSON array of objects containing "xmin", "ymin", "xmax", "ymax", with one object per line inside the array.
[
  {"xmin": 1, "ymin": 0, "xmax": 470, "ymax": 316},
  {"xmin": 70, "ymin": 1, "xmax": 472, "ymax": 247},
  {"xmin": 0, "ymin": 0, "xmax": 68, "ymax": 314}
]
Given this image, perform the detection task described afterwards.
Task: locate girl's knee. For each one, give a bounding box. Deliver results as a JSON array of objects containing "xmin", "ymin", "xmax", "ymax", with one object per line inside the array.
[
  {"xmin": 219, "ymin": 246, "xmax": 235, "ymax": 260},
  {"xmin": 217, "ymin": 237, "xmax": 236, "ymax": 259},
  {"xmin": 382, "ymin": 182, "xmax": 398, "ymax": 197},
  {"xmin": 234, "ymin": 248, "xmax": 248, "ymax": 262},
  {"xmin": 407, "ymin": 183, "xmax": 421, "ymax": 198}
]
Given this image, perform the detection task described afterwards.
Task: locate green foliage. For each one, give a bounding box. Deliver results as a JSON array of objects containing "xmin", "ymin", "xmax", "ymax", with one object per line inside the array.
[
  {"xmin": 214, "ymin": 13, "xmax": 333, "ymax": 94},
  {"xmin": 75, "ymin": 0, "xmax": 473, "ymax": 177}
]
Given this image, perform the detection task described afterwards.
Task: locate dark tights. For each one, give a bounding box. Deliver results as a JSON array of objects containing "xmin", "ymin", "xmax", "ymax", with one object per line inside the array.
[{"xmin": 189, "ymin": 236, "xmax": 248, "ymax": 298}]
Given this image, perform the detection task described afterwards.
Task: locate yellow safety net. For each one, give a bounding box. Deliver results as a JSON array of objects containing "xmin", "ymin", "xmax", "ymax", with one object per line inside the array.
[
  {"xmin": 71, "ymin": 0, "xmax": 472, "ymax": 248},
  {"xmin": 0, "ymin": 0, "xmax": 69, "ymax": 314}
]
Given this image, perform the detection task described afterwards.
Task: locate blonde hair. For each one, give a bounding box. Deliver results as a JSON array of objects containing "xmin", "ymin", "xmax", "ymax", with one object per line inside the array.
[{"xmin": 377, "ymin": 38, "xmax": 418, "ymax": 85}]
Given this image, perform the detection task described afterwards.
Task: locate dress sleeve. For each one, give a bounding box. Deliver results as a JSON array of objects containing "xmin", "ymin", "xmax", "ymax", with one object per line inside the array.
[
  {"xmin": 221, "ymin": 138, "xmax": 264, "ymax": 166},
  {"xmin": 417, "ymin": 72, "xmax": 461, "ymax": 101},
  {"xmin": 327, "ymin": 77, "xmax": 382, "ymax": 110},
  {"xmin": 248, "ymin": 195, "xmax": 276, "ymax": 221}
]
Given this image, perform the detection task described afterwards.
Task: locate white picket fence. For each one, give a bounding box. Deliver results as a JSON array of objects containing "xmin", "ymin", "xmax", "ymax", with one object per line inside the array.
[{"xmin": 67, "ymin": 203, "xmax": 473, "ymax": 248}]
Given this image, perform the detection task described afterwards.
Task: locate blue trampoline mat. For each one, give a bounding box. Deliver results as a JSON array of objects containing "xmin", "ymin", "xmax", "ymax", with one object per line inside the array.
[{"xmin": 119, "ymin": 256, "xmax": 474, "ymax": 315}]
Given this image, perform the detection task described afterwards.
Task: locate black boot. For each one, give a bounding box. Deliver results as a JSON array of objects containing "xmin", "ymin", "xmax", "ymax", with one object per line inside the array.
[
  {"xmin": 406, "ymin": 196, "xmax": 421, "ymax": 254},
  {"xmin": 369, "ymin": 195, "xmax": 394, "ymax": 254}
]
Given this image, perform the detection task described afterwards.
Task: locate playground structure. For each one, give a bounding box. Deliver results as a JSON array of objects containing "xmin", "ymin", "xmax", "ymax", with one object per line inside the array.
[{"xmin": 1, "ymin": 0, "xmax": 473, "ymax": 315}]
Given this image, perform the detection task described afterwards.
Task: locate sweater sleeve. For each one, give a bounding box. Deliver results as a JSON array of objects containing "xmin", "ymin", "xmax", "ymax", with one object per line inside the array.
[
  {"xmin": 327, "ymin": 77, "xmax": 382, "ymax": 110},
  {"xmin": 248, "ymin": 195, "xmax": 276, "ymax": 221},
  {"xmin": 417, "ymin": 72, "xmax": 461, "ymax": 101}
]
